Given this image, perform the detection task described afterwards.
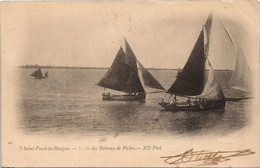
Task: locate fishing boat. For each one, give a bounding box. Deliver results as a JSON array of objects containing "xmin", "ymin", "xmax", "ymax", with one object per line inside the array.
[
  {"xmin": 97, "ymin": 39, "xmax": 165, "ymax": 101},
  {"xmin": 220, "ymin": 22, "xmax": 253, "ymax": 101},
  {"xmin": 30, "ymin": 68, "xmax": 48, "ymax": 79},
  {"xmin": 159, "ymin": 14, "xmax": 226, "ymax": 111}
]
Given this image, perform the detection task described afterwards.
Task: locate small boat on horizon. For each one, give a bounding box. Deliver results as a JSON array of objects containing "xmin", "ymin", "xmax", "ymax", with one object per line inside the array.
[
  {"xmin": 30, "ymin": 68, "xmax": 48, "ymax": 79},
  {"xmin": 97, "ymin": 38, "xmax": 165, "ymax": 101}
]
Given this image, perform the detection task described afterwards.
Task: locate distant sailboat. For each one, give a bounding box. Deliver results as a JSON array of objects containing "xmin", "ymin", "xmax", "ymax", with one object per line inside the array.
[
  {"xmin": 44, "ymin": 71, "xmax": 48, "ymax": 78},
  {"xmin": 159, "ymin": 14, "xmax": 226, "ymax": 111},
  {"xmin": 220, "ymin": 22, "xmax": 253, "ymax": 100},
  {"xmin": 30, "ymin": 68, "xmax": 48, "ymax": 79},
  {"xmin": 97, "ymin": 39, "xmax": 165, "ymax": 101}
]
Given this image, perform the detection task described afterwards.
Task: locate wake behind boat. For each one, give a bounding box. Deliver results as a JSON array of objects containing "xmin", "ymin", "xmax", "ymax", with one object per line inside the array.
[
  {"xmin": 159, "ymin": 14, "xmax": 226, "ymax": 111},
  {"xmin": 97, "ymin": 39, "xmax": 165, "ymax": 101},
  {"xmin": 30, "ymin": 68, "xmax": 48, "ymax": 79}
]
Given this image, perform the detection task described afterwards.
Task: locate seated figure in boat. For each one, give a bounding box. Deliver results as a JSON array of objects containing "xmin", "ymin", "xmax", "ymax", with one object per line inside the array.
[
  {"xmin": 187, "ymin": 97, "xmax": 191, "ymax": 106},
  {"xmin": 161, "ymin": 98, "xmax": 164, "ymax": 103},
  {"xmin": 169, "ymin": 96, "xmax": 177, "ymax": 104},
  {"xmin": 102, "ymin": 91, "xmax": 111, "ymax": 96}
]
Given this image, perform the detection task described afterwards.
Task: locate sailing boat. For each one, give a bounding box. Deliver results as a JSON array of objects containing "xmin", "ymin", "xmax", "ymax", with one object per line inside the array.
[
  {"xmin": 220, "ymin": 22, "xmax": 253, "ymax": 101},
  {"xmin": 97, "ymin": 39, "xmax": 165, "ymax": 101},
  {"xmin": 159, "ymin": 14, "xmax": 226, "ymax": 111},
  {"xmin": 30, "ymin": 68, "xmax": 48, "ymax": 79}
]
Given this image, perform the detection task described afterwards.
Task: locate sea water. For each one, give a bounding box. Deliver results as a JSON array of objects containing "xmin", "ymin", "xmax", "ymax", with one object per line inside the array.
[{"xmin": 18, "ymin": 68, "xmax": 251, "ymax": 137}]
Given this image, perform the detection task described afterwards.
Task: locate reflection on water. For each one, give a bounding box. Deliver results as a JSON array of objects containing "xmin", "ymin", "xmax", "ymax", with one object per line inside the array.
[{"xmin": 18, "ymin": 69, "xmax": 250, "ymax": 137}]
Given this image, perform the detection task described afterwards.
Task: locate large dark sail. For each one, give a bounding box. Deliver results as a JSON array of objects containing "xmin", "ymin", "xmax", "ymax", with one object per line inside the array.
[
  {"xmin": 137, "ymin": 61, "xmax": 164, "ymax": 90},
  {"xmin": 123, "ymin": 39, "xmax": 145, "ymax": 93},
  {"xmin": 97, "ymin": 47, "xmax": 130, "ymax": 91},
  {"xmin": 167, "ymin": 30, "xmax": 205, "ymax": 95}
]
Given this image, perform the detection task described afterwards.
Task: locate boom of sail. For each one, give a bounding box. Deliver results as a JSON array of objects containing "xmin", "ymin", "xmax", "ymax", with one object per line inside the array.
[{"xmin": 97, "ymin": 39, "xmax": 164, "ymax": 95}]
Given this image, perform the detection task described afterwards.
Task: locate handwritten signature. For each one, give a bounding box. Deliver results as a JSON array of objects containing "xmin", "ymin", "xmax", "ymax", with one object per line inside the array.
[{"xmin": 160, "ymin": 148, "xmax": 255, "ymax": 166}]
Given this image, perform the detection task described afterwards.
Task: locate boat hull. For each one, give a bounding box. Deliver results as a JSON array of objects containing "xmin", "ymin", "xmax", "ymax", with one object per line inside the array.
[
  {"xmin": 226, "ymin": 97, "xmax": 252, "ymax": 101},
  {"xmin": 159, "ymin": 99, "xmax": 226, "ymax": 111},
  {"xmin": 34, "ymin": 77, "xmax": 46, "ymax": 79},
  {"xmin": 102, "ymin": 93, "xmax": 146, "ymax": 101}
]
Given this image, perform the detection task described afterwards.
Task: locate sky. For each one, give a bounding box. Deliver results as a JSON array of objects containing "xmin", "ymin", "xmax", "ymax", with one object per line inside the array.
[{"xmin": 1, "ymin": 1, "xmax": 259, "ymax": 69}]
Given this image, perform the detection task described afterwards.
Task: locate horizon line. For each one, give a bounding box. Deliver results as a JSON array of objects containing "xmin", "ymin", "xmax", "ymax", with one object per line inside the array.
[{"xmin": 18, "ymin": 65, "xmax": 233, "ymax": 71}]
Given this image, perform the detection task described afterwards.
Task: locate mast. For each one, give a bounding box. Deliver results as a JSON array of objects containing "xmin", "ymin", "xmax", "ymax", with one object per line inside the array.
[{"xmin": 204, "ymin": 14, "xmax": 213, "ymax": 57}]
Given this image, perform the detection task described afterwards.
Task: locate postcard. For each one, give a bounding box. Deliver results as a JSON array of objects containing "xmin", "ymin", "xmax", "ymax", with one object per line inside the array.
[{"xmin": 1, "ymin": 0, "xmax": 259, "ymax": 167}]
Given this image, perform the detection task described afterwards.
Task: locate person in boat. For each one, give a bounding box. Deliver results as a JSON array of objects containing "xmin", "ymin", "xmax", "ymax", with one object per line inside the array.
[
  {"xmin": 107, "ymin": 92, "xmax": 110, "ymax": 96},
  {"xmin": 174, "ymin": 95, "xmax": 177, "ymax": 102},
  {"xmin": 161, "ymin": 98, "xmax": 164, "ymax": 103},
  {"xmin": 170, "ymin": 99, "xmax": 175, "ymax": 104},
  {"xmin": 169, "ymin": 96, "xmax": 177, "ymax": 104},
  {"xmin": 187, "ymin": 97, "xmax": 191, "ymax": 106}
]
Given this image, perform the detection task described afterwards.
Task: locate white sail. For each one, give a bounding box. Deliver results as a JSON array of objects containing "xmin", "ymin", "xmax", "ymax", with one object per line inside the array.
[
  {"xmin": 220, "ymin": 22, "xmax": 252, "ymax": 93},
  {"xmin": 229, "ymin": 45, "xmax": 252, "ymax": 93},
  {"xmin": 197, "ymin": 59, "xmax": 224, "ymax": 100}
]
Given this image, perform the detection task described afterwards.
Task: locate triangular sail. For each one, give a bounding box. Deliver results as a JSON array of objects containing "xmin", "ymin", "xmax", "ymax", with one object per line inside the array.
[
  {"xmin": 31, "ymin": 68, "xmax": 44, "ymax": 78},
  {"xmin": 137, "ymin": 61, "xmax": 165, "ymax": 90},
  {"xmin": 97, "ymin": 47, "xmax": 130, "ymax": 91},
  {"xmin": 98, "ymin": 40, "xmax": 145, "ymax": 93},
  {"xmin": 123, "ymin": 39, "xmax": 145, "ymax": 93},
  {"xmin": 30, "ymin": 70, "xmax": 37, "ymax": 77},
  {"xmin": 35, "ymin": 68, "xmax": 43, "ymax": 78},
  {"xmin": 197, "ymin": 60, "xmax": 225, "ymax": 100},
  {"xmin": 220, "ymin": 22, "xmax": 252, "ymax": 93},
  {"xmin": 167, "ymin": 30, "xmax": 206, "ymax": 96}
]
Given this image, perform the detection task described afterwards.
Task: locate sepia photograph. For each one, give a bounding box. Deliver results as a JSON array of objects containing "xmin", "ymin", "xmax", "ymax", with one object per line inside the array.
[{"xmin": 1, "ymin": 0, "xmax": 259, "ymax": 167}]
